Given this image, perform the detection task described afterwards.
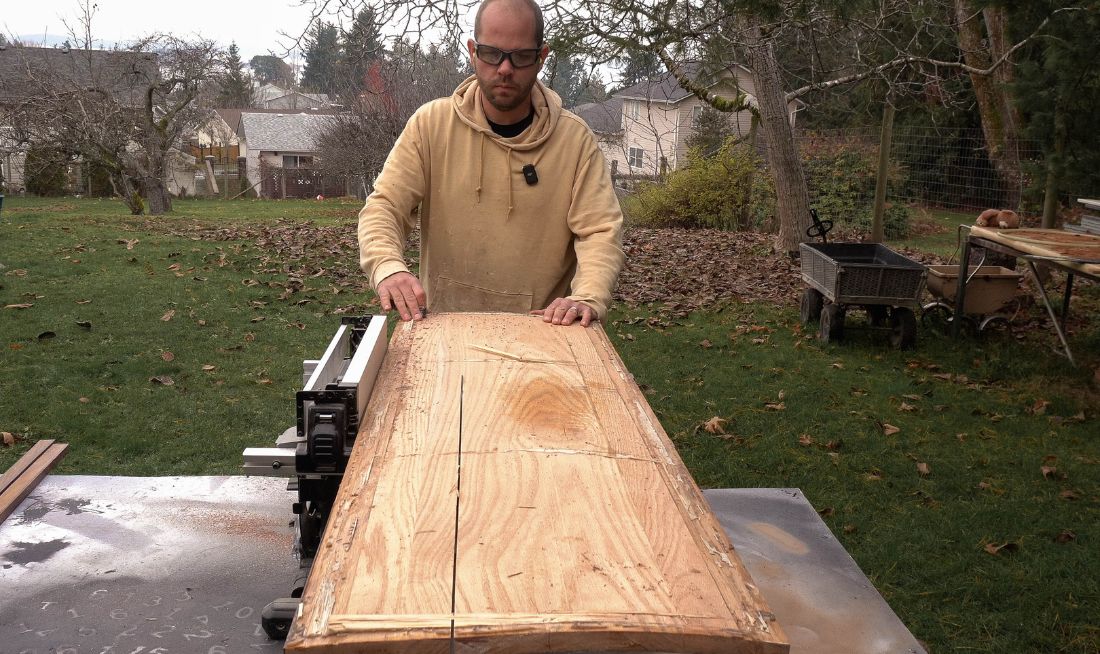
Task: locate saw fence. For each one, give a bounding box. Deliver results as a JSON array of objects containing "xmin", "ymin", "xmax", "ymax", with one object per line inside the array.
[{"xmin": 286, "ymin": 313, "xmax": 788, "ymax": 654}]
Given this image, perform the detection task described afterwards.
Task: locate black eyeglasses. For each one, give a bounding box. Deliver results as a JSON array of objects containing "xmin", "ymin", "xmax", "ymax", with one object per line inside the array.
[{"xmin": 474, "ymin": 43, "xmax": 541, "ymax": 68}]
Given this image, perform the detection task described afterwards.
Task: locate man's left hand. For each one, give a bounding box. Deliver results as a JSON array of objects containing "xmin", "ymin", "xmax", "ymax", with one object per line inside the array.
[{"xmin": 531, "ymin": 299, "xmax": 595, "ymax": 327}]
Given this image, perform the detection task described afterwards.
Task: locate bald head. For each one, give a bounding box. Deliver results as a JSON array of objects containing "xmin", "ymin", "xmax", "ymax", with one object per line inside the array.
[{"xmin": 474, "ymin": 0, "xmax": 545, "ymax": 46}]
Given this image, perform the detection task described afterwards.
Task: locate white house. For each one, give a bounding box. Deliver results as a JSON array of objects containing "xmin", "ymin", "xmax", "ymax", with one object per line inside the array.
[{"xmin": 575, "ymin": 63, "xmax": 803, "ymax": 178}]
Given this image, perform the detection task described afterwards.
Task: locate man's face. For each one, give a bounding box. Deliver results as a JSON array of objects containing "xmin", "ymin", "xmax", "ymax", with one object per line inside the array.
[{"xmin": 467, "ymin": 2, "xmax": 548, "ymax": 120}]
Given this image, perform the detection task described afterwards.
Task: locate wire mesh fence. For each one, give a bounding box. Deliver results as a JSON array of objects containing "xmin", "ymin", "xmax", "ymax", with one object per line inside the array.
[{"xmin": 796, "ymin": 126, "xmax": 1092, "ymax": 220}]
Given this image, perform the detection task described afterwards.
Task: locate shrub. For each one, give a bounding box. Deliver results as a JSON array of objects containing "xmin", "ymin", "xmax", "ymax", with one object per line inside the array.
[
  {"xmin": 622, "ymin": 140, "xmax": 775, "ymax": 231},
  {"xmin": 801, "ymin": 134, "xmax": 911, "ymax": 239},
  {"xmin": 24, "ymin": 147, "xmax": 70, "ymax": 196}
]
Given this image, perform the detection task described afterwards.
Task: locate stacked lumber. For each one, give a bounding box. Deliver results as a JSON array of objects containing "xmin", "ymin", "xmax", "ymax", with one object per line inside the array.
[
  {"xmin": 286, "ymin": 313, "xmax": 787, "ymax": 654},
  {"xmin": 1065, "ymin": 198, "xmax": 1100, "ymax": 236},
  {"xmin": 0, "ymin": 439, "xmax": 69, "ymax": 523}
]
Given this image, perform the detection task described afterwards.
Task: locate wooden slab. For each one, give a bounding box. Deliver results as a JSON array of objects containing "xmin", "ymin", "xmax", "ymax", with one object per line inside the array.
[
  {"xmin": 286, "ymin": 313, "xmax": 787, "ymax": 654},
  {"xmin": 0, "ymin": 439, "xmax": 69, "ymax": 523},
  {"xmin": 971, "ymin": 226, "xmax": 1100, "ymax": 277}
]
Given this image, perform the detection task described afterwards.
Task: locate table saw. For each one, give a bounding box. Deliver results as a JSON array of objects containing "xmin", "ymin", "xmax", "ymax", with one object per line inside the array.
[{"xmin": 1, "ymin": 314, "xmax": 927, "ymax": 654}]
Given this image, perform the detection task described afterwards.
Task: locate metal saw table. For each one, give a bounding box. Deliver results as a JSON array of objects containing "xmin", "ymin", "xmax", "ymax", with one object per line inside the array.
[{"xmin": 0, "ymin": 475, "xmax": 924, "ymax": 654}]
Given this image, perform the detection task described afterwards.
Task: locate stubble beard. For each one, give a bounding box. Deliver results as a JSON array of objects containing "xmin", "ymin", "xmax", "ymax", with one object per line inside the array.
[{"xmin": 484, "ymin": 77, "xmax": 535, "ymax": 115}]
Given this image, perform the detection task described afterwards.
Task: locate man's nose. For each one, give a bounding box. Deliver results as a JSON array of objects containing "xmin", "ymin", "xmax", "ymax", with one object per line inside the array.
[{"xmin": 497, "ymin": 55, "xmax": 515, "ymax": 75}]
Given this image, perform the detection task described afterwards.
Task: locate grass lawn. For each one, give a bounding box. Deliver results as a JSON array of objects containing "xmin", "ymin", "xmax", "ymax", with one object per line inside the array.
[{"xmin": 2, "ymin": 196, "xmax": 1098, "ymax": 652}]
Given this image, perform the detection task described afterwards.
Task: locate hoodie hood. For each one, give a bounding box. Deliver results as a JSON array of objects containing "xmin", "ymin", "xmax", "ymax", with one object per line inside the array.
[{"xmin": 451, "ymin": 74, "xmax": 562, "ymax": 151}]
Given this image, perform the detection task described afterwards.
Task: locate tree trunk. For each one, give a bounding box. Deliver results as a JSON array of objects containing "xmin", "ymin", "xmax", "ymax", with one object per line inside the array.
[
  {"xmin": 956, "ymin": 0, "xmax": 1023, "ymax": 209},
  {"xmin": 1041, "ymin": 101, "xmax": 1067, "ymax": 229},
  {"xmin": 141, "ymin": 177, "xmax": 172, "ymax": 215},
  {"xmin": 743, "ymin": 21, "xmax": 811, "ymax": 255}
]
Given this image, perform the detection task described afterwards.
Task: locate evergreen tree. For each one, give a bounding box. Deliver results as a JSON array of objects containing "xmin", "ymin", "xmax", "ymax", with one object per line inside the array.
[
  {"xmin": 250, "ymin": 55, "xmax": 293, "ymax": 86},
  {"xmin": 217, "ymin": 42, "xmax": 252, "ymax": 107},
  {"xmin": 544, "ymin": 53, "xmax": 589, "ymax": 108},
  {"xmin": 619, "ymin": 48, "xmax": 662, "ymax": 87},
  {"xmin": 686, "ymin": 106, "xmax": 740, "ymax": 155},
  {"xmin": 340, "ymin": 8, "xmax": 385, "ymax": 91},
  {"xmin": 301, "ymin": 21, "xmax": 341, "ymax": 95}
]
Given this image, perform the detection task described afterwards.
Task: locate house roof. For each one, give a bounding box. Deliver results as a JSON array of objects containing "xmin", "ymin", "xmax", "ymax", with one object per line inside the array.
[
  {"xmin": 615, "ymin": 62, "xmax": 751, "ymax": 105},
  {"xmin": 573, "ymin": 97, "xmax": 623, "ymax": 134},
  {"xmin": 239, "ymin": 111, "xmax": 336, "ymax": 152},
  {"xmin": 0, "ymin": 45, "xmax": 158, "ymax": 109},
  {"xmin": 254, "ymin": 83, "xmax": 335, "ymax": 108}
]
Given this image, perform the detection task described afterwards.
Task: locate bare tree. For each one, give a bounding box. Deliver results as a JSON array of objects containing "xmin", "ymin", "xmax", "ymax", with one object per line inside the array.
[
  {"xmin": 314, "ymin": 41, "xmax": 467, "ymax": 196},
  {"xmin": 5, "ymin": 2, "xmax": 221, "ymax": 214}
]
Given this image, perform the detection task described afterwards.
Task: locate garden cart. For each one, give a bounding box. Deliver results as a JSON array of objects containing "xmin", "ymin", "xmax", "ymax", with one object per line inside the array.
[{"xmin": 799, "ymin": 211, "xmax": 927, "ymax": 349}]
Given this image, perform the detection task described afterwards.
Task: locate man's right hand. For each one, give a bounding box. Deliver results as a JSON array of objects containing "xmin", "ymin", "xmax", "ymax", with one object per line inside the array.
[{"xmin": 376, "ymin": 271, "xmax": 427, "ymax": 321}]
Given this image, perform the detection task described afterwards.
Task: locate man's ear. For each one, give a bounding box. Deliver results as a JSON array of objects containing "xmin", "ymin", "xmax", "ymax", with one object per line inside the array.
[
  {"xmin": 467, "ymin": 38, "xmax": 478, "ymax": 61},
  {"xmin": 539, "ymin": 43, "xmax": 550, "ymax": 67}
]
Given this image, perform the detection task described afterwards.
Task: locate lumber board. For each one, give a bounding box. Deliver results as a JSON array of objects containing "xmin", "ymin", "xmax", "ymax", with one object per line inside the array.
[
  {"xmin": 0, "ymin": 440, "xmax": 69, "ymax": 523},
  {"xmin": 286, "ymin": 313, "xmax": 787, "ymax": 654},
  {"xmin": 971, "ymin": 226, "xmax": 1100, "ymax": 277}
]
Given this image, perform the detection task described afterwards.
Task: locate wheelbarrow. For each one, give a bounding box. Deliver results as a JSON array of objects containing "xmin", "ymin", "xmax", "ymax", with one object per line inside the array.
[
  {"xmin": 799, "ymin": 211, "xmax": 928, "ymax": 349},
  {"xmin": 921, "ymin": 265, "xmax": 1022, "ymax": 336}
]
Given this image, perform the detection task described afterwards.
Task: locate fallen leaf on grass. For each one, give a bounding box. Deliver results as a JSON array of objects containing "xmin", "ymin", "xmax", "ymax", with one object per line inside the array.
[
  {"xmin": 1054, "ymin": 530, "xmax": 1076, "ymax": 543},
  {"xmin": 38, "ymin": 331, "xmax": 56, "ymax": 340},
  {"xmin": 817, "ymin": 507, "xmax": 835, "ymax": 518},
  {"xmin": 118, "ymin": 238, "xmax": 139, "ymax": 250},
  {"xmin": 1059, "ymin": 489, "xmax": 1081, "ymax": 501},
  {"xmin": 699, "ymin": 338, "xmax": 712, "ymax": 349},
  {"xmin": 831, "ymin": 362, "xmax": 844, "ymax": 369},
  {"xmin": 76, "ymin": 299, "xmax": 91, "ymax": 304},
  {"xmin": 202, "ymin": 364, "xmax": 216, "ymax": 372},
  {"xmin": 161, "ymin": 310, "xmax": 176, "ymax": 322},
  {"xmin": 4, "ymin": 303, "xmax": 33, "ymax": 309},
  {"xmin": 865, "ymin": 469, "xmax": 884, "ymax": 481},
  {"xmin": 161, "ymin": 351, "xmax": 175, "ymax": 362},
  {"xmin": 76, "ymin": 320, "xmax": 92, "ymax": 330},
  {"xmin": 258, "ymin": 378, "xmax": 273, "ymax": 385},
  {"xmin": 983, "ymin": 541, "xmax": 1019, "ymax": 556},
  {"xmin": 79, "ymin": 397, "xmax": 90, "ymax": 404},
  {"xmin": 1, "ymin": 432, "xmax": 14, "ymax": 446},
  {"xmin": 843, "ymin": 524, "xmax": 857, "ymax": 534},
  {"xmin": 167, "ymin": 263, "xmax": 182, "ymax": 271},
  {"xmin": 798, "ymin": 434, "xmax": 814, "ymax": 446},
  {"xmin": 764, "ymin": 402, "xmax": 785, "ymax": 411},
  {"xmin": 881, "ymin": 423, "xmax": 901, "ymax": 436},
  {"xmin": 1027, "ymin": 399, "xmax": 1051, "ymax": 415},
  {"xmin": 826, "ymin": 439, "xmax": 842, "ymax": 451},
  {"xmin": 244, "ymin": 332, "xmax": 256, "ymax": 342},
  {"xmin": 899, "ymin": 402, "xmax": 916, "ymax": 412},
  {"xmin": 916, "ymin": 462, "xmax": 931, "ymax": 477},
  {"xmin": 703, "ymin": 417, "xmax": 727, "ymax": 434},
  {"xmin": 902, "ymin": 394, "xmax": 922, "ymax": 401},
  {"xmin": 150, "ymin": 375, "xmax": 175, "ymax": 386},
  {"xmin": 9, "ymin": 343, "xmax": 23, "ymax": 351},
  {"xmin": 251, "ymin": 316, "xmax": 266, "ymax": 323},
  {"xmin": 1041, "ymin": 466, "xmax": 1066, "ymax": 481}
]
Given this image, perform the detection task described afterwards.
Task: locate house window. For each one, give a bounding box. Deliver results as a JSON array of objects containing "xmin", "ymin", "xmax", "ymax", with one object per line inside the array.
[
  {"xmin": 628, "ymin": 147, "xmax": 644, "ymax": 169},
  {"xmin": 627, "ymin": 101, "xmax": 640, "ymax": 119},
  {"xmin": 282, "ymin": 155, "xmax": 314, "ymax": 169},
  {"xmin": 692, "ymin": 105, "xmax": 703, "ymax": 126}
]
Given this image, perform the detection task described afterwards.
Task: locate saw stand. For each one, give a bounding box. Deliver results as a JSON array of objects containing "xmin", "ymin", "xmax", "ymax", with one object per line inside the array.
[{"xmin": 242, "ymin": 315, "xmax": 388, "ymax": 637}]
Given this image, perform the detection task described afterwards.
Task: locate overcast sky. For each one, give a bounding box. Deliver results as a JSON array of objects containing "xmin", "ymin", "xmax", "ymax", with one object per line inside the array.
[{"xmin": 1, "ymin": 0, "xmax": 327, "ymax": 62}]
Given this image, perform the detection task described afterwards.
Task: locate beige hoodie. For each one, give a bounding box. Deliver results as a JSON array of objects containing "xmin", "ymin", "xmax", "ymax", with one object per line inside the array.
[{"xmin": 358, "ymin": 76, "xmax": 624, "ymax": 318}]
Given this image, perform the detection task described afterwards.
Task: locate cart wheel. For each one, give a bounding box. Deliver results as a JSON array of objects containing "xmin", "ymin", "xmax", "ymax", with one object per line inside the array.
[
  {"xmin": 819, "ymin": 303, "xmax": 845, "ymax": 343},
  {"xmin": 979, "ymin": 315, "xmax": 1010, "ymax": 334},
  {"xmin": 920, "ymin": 303, "xmax": 954, "ymax": 337},
  {"xmin": 262, "ymin": 614, "xmax": 292, "ymax": 640},
  {"xmin": 866, "ymin": 305, "xmax": 889, "ymax": 327},
  {"xmin": 889, "ymin": 307, "xmax": 917, "ymax": 349},
  {"xmin": 800, "ymin": 288, "xmax": 824, "ymax": 325}
]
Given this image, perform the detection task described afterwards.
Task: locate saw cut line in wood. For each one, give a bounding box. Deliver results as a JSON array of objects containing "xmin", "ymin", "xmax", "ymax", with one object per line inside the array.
[{"xmin": 286, "ymin": 313, "xmax": 788, "ymax": 654}]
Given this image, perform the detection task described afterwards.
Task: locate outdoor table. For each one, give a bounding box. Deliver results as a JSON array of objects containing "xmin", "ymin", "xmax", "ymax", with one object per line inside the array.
[{"xmin": 955, "ymin": 225, "xmax": 1100, "ymax": 364}]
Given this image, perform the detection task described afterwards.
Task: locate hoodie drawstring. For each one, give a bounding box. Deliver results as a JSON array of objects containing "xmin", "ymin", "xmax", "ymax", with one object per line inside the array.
[
  {"xmin": 506, "ymin": 149, "xmax": 514, "ymax": 219},
  {"xmin": 475, "ymin": 133, "xmax": 484, "ymax": 203}
]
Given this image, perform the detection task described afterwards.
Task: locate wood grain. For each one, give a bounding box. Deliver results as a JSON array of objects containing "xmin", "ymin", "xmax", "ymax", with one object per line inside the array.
[
  {"xmin": 0, "ymin": 440, "xmax": 68, "ymax": 523},
  {"xmin": 972, "ymin": 226, "xmax": 1100, "ymax": 276},
  {"xmin": 286, "ymin": 313, "xmax": 787, "ymax": 654}
]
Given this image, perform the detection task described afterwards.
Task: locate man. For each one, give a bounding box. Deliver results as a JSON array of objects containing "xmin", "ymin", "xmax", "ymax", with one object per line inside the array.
[{"xmin": 357, "ymin": 0, "xmax": 624, "ymax": 327}]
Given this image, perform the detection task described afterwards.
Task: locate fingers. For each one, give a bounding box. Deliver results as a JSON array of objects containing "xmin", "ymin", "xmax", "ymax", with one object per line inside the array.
[
  {"xmin": 532, "ymin": 299, "xmax": 595, "ymax": 327},
  {"xmin": 377, "ymin": 272, "xmax": 427, "ymax": 321}
]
